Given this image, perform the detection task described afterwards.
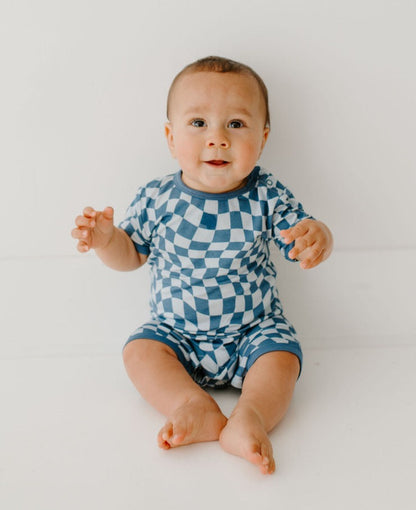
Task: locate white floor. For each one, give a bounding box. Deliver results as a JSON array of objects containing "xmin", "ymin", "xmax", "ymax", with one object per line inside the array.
[{"xmin": 1, "ymin": 255, "xmax": 416, "ymax": 509}]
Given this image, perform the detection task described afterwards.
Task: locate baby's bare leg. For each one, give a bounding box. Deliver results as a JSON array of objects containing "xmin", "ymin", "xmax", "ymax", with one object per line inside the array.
[
  {"xmin": 219, "ymin": 351, "xmax": 299, "ymax": 474},
  {"xmin": 123, "ymin": 339, "xmax": 227, "ymax": 448}
]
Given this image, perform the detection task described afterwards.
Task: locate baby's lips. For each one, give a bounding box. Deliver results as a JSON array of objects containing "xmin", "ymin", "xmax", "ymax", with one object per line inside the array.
[{"xmin": 205, "ymin": 160, "xmax": 229, "ymax": 165}]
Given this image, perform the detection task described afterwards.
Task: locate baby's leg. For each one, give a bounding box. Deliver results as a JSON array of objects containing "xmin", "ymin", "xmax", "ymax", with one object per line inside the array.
[
  {"xmin": 219, "ymin": 351, "xmax": 299, "ymax": 474},
  {"xmin": 123, "ymin": 339, "xmax": 227, "ymax": 449}
]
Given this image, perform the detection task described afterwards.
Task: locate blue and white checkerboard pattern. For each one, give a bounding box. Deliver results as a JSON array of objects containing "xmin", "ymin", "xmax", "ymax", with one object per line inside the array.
[
  {"xmin": 125, "ymin": 314, "xmax": 302, "ymax": 389},
  {"xmin": 119, "ymin": 166, "xmax": 312, "ymax": 335}
]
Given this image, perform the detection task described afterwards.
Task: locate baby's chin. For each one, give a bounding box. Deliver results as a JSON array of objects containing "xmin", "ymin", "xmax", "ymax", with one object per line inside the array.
[{"xmin": 180, "ymin": 165, "xmax": 250, "ymax": 194}]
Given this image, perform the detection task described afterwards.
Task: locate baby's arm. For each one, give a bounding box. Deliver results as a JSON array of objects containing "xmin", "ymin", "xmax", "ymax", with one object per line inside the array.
[
  {"xmin": 71, "ymin": 206, "xmax": 147, "ymax": 271},
  {"xmin": 281, "ymin": 219, "xmax": 333, "ymax": 270}
]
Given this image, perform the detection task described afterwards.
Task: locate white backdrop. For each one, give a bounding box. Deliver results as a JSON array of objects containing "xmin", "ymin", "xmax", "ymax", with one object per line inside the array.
[{"xmin": 1, "ymin": 0, "xmax": 415, "ymax": 355}]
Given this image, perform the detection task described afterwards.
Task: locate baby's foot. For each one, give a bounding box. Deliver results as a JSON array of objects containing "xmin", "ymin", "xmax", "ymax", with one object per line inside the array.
[
  {"xmin": 157, "ymin": 396, "xmax": 227, "ymax": 449},
  {"xmin": 219, "ymin": 406, "xmax": 275, "ymax": 475}
]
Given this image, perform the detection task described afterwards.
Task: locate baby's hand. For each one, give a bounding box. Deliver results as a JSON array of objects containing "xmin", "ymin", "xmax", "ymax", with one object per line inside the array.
[
  {"xmin": 71, "ymin": 206, "xmax": 115, "ymax": 253},
  {"xmin": 281, "ymin": 219, "xmax": 333, "ymax": 270}
]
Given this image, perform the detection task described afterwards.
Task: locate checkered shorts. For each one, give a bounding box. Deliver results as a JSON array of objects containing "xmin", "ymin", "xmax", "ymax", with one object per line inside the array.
[{"xmin": 123, "ymin": 314, "xmax": 302, "ymax": 389}]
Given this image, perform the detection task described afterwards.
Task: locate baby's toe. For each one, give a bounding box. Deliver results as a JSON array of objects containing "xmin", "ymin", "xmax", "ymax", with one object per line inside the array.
[
  {"xmin": 171, "ymin": 417, "xmax": 193, "ymax": 446},
  {"xmin": 260, "ymin": 442, "xmax": 275, "ymax": 475},
  {"xmin": 171, "ymin": 424, "xmax": 187, "ymax": 446},
  {"xmin": 246, "ymin": 442, "xmax": 265, "ymax": 467},
  {"xmin": 158, "ymin": 422, "xmax": 173, "ymax": 449}
]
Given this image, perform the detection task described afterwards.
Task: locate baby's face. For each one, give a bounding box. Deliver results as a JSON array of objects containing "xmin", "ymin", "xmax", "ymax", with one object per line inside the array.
[{"xmin": 165, "ymin": 72, "xmax": 269, "ymax": 194}]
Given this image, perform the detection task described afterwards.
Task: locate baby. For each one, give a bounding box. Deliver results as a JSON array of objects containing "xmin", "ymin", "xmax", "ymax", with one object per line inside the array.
[{"xmin": 72, "ymin": 56, "xmax": 333, "ymax": 475}]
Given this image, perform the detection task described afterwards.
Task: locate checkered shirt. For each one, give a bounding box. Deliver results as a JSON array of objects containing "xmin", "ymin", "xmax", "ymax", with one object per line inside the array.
[{"xmin": 119, "ymin": 166, "xmax": 313, "ymax": 334}]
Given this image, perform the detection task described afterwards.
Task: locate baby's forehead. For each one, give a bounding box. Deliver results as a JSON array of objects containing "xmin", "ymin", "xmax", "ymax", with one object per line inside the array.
[{"xmin": 170, "ymin": 71, "xmax": 264, "ymax": 112}]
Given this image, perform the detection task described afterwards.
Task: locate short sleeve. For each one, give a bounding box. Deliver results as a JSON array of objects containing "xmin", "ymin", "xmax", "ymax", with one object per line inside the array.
[
  {"xmin": 118, "ymin": 187, "xmax": 152, "ymax": 255},
  {"xmin": 272, "ymin": 186, "xmax": 314, "ymax": 262}
]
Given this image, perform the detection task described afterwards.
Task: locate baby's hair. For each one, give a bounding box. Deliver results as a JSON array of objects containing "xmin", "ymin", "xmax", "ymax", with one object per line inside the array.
[{"xmin": 167, "ymin": 56, "xmax": 270, "ymax": 128}]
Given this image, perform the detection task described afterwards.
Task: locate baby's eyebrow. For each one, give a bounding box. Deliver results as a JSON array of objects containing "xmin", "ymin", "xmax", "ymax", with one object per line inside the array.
[
  {"xmin": 183, "ymin": 107, "xmax": 205, "ymax": 116},
  {"xmin": 230, "ymin": 107, "xmax": 253, "ymax": 118}
]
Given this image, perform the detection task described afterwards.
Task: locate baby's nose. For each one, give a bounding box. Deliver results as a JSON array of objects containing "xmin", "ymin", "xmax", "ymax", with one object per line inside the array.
[{"xmin": 206, "ymin": 130, "xmax": 230, "ymax": 149}]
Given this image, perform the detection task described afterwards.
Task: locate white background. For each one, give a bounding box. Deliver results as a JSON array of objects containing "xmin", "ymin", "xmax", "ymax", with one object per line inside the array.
[
  {"xmin": 1, "ymin": 0, "xmax": 415, "ymax": 349},
  {"xmin": 1, "ymin": 2, "xmax": 416, "ymax": 509}
]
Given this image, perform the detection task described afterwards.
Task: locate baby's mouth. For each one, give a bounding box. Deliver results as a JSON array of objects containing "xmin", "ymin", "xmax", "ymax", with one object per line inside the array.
[{"xmin": 205, "ymin": 160, "xmax": 230, "ymax": 167}]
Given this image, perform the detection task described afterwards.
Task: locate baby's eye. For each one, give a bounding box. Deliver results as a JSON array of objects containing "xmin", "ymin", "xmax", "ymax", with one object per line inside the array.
[
  {"xmin": 228, "ymin": 120, "xmax": 244, "ymax": 129},
  {"xmin": 191, "ymin": 119, "xmax": 206, "ymax": 128}
]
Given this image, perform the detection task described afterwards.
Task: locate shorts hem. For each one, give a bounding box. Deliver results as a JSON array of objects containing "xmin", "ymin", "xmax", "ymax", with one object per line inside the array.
[
  {"xmin": 123, "ymin": 334, "xmax": 190, "ymax": 372},
  {"xmin": 245, "ymin": 343, "xmax": 303, "ymax": 379}
]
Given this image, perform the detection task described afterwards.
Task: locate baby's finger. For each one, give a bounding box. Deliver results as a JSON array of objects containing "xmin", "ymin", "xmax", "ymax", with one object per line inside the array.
[
  {"xmin": 288, "ymin": 237, "xmax": 310, "ymax": 259},
  {"xmin": 75, "ymin": 215, "xmax": 96, "ymax": 228},
  {"xmin": 83, "ymin": 206, "xmax": 97, "ymax": 219},
  {"xmin": 71, "ymin": 227, "xmax": 90, "ymax": 241},
  {"xmin": 94, "ymin": 207, "xmax": 115, "ymax": 236},
  {"xmin": 281, "ymin": 220, "xmax": 310, "ymax": 243},
  {"xmin": 71, "ymin": 227, "xmax": 82, "ymax": 239},
  {"xmin": 77, "ymin": 240, "xmax": 90, "ymax": 253},
  {"xmin": 280, "ymin": 228, "xmax": 294, "ymax": 243},
  {"xmin": 299, "ymin": 245, "xmax": 325, "ymax": 270},
  {"xmin": 102, "ymin": 206, "xmax": 114, "ymax": 220}
]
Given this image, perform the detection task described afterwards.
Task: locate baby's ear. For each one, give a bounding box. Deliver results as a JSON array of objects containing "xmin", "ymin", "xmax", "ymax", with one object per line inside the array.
[
  {"xmin": 261, "ymin": 126, "xmax": 270, "ymax": 153},
  {"xmin": 164, "ymin": 122, "xmax": 176, "ymax": 157}
]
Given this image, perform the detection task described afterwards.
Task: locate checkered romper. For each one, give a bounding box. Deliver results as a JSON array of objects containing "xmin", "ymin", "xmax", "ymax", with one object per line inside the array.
[{"xmin": 119, "ymin": 166, "xmax": 312, "ymax": 388}]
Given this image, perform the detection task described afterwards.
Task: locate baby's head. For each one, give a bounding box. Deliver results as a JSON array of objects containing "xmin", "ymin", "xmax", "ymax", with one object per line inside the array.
[
  {"xmin": 165, "ymin": 56, "xmax": 270, "ymax": 194},
  {"xmin": 167, "ymin": 56, "xmax": 270, "ymax": 129}
]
